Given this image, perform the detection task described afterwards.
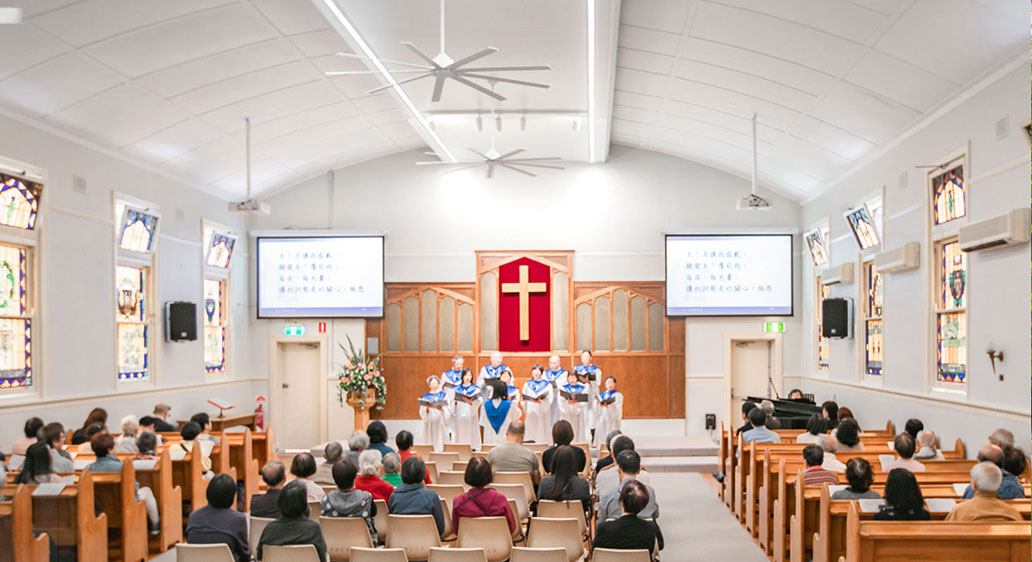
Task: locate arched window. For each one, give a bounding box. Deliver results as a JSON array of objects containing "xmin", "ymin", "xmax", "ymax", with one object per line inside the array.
[
  {"xmin": 115, "ymin": 198, "xmax": 159, "ymax": 383},
  {"xmin": 0, "ymin": 171, "xmax": 40, "ymax": 393}
]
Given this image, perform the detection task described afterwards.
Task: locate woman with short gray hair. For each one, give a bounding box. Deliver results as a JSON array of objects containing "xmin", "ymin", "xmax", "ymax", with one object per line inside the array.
[{"xmin": 354, "ymin": 449, "xmax": 394, "ymax": 500}]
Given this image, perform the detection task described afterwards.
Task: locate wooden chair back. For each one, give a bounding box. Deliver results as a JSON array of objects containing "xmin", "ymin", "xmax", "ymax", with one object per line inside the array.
[
  {"xmin": 92, "ymin": 459, "xmax": 148, "ymax": 562},
  {"xmin": 133, "ymin": 448, "xmax": 183, "ymax": 553}
]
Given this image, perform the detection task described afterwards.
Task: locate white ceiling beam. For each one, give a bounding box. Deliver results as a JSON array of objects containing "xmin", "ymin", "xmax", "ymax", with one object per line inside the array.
[{"xmin": 588, "ymin": 0, "xmax": 621, "ymax": 163}]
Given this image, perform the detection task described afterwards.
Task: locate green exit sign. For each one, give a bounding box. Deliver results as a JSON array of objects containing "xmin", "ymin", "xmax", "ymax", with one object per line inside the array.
[
  {"xmin": 284, "ymin": 324, "xmax": 305, "ymax": 336},
  {"xmin": 763, "ymin": 321, "xmax": 785, "ymax": 333}
]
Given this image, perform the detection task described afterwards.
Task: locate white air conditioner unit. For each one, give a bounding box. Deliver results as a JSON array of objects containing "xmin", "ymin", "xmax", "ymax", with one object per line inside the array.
[
  {"xmin": 958, "ymin": 209, "xmax": 1030, "ymax": 252},
  {"xmin": 820, "ymin": 263, "xmax": 854, "ymax": 286},
  {"xmin": 875, "ymin": 242, "xmax": 920, "ymax": 274}
]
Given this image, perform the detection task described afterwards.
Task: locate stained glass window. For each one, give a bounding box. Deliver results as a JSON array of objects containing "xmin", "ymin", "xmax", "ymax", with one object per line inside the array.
[
  {"xmin": 863, "ymin": 260, "xmax": 883, "ymax": 376},
  {"xmin": 932, "ymin": 164, "xmax": 966, "ymax": 225},
  {"xmin": 0, "ymin": 174, "xmax": 41, "ymax": 231},
  {"xmin": 118, "ymin": 207, "xmax": 159, "ymax": 254},
  {"xmin": 934, "ymin": 239, "xmax": 966, "ymax": 386},
  {"xmin": 203, "ymin": 278, "xmax": 226, "ymax": 374},
  {"xmin": 805, "ymin": 227, "xmax": 829, "ymax": 267},
  {"xmin": 845, "ymin": 204, "xmax": 880, "ymax": 250},
  {"xmin": 116, "ymin": 265, "xmax": 148, "ymax": 381},
  {"xmin": 0, "ymin": 243, "xmax": 31, "ymax": 389},
  {"xmin": 816, "ymin": 277, "xmax": 830, "ymax": 373}
]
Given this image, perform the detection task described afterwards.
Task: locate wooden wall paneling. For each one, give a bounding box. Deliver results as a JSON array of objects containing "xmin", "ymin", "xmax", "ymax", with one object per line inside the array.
[{"xmin": 667, "ymin": 318, "xmax": 686, "ymax": 417}]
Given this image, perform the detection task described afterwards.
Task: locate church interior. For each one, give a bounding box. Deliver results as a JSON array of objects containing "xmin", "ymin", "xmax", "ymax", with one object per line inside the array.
[{"xmin": 0, "ymin": 1, "xmax": 1029, "ymax": 561}]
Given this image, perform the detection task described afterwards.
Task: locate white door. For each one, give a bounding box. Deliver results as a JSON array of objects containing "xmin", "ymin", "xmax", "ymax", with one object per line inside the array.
[
  {"xmin": 278, "ymin": 342, "xmax": 322, "ymax": 450},
  {"xmin": 730, "ymin": 340, "xmax": 772, "ymax": 416}
]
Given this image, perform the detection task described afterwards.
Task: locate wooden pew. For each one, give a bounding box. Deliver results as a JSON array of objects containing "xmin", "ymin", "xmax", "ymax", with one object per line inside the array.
[
  {"xmin": 6, "ymin": 471, "xmax": 109, "ymax": 562},
  {"xmin": 91, "ymin": 459, "xmax": 148, "ymax": 562},
  {"xmin": 0, "ymin": 484, "xmax": 50, "ymax": 562},
  {"xmin": 169, "ymin": 440, "xmax": 208, "ymax": 514},
  {"xmin": 132, "ymin": 449, "xmax": 183, "ymax": 553},
  {"xmin": 813, "ymin": 484, "xmax": 1031, "ymax": 562},
  {"xmin": 226, "ymin": 428, "xmax": 261, "ymax": 511},
  {"xmin": 842, "ymin": 500, "xmax": 1032, "ymax": 562}
]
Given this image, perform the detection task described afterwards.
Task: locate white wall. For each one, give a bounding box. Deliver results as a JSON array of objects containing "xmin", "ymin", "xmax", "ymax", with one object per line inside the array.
[
  {"xmin": 796, "ymin": 62, "xmax": 1031, "ymax": 453},
  {"xmin": 0, "ymin": 112, "xmax": 255, "ymax": 448},
  {"xmin": 249, "ymin": 145, "xmax": 804, "ymax": 436}
]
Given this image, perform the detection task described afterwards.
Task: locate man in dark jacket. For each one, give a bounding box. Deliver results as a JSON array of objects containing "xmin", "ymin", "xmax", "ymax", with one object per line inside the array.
[
  {"xmin": 256, "ymin": 481, "xmax": 327, "ymax": 561},
  {"xmin": 186, "ymin": 474, "xmax": 250, "ymax": 562},
  {"xmin": 250, "ymin": 461, "xmax": 286, "ymax": 518},
  {"xmin": 387, "ymin": 456, "xmax": 445, "ymax": 535}
]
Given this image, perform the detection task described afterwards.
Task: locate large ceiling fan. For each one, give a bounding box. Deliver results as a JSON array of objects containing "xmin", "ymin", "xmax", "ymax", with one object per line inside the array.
[{"xmin": 325, "ymin": 0, "xmax": 551, "ymax": 102}]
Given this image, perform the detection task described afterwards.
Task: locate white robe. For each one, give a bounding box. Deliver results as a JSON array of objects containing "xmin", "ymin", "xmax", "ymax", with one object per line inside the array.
[
  {"xmin": 451, "ymin": 386, "xmax": 482, "ymax": 450},
  {"xmin": 522, "ymin": 380, "xmax": 554, "ymax": 444},
  {"xmin": 419, "ymin": 393, "xmax": 452, "ymax": 452},
  {"xmin": 558, "ymin": 384, "xmax": 591, "ymax": 444},
  {"xmin": 593, "ymin": 390, "xmax": 623, "ymax": 447},
  {"xmin": 480, "ymin": 399, "xmax": 519, "ymax": 445},
  {"xmin": 543, "ymin": 368, "xmax": 567, "ymax": 428},
  {"xmin": 441, "ymin": 369, "xmax": 464, "ymax": 437},
  {"xmin": 573, "ymin": 365, "xmax": 602, "ymax": 431},
  {"xmin": 476, "ymin": 364, "xmax": 506, "ymax": 387}
]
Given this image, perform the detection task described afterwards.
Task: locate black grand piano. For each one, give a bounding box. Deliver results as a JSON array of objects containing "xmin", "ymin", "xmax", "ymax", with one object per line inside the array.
[{"xmin": 745, "ymin": 396, "xmax": 821, "ymax": 429}]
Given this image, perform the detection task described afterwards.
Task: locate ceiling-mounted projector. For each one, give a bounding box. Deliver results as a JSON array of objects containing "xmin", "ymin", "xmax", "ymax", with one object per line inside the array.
[
  {"xmin": 737, "ymin": 193, "xmax": 772, "ymax": 211},
  {"xmin": 229, "ymin": 198, "xmax": 270, "ymax": 215}
]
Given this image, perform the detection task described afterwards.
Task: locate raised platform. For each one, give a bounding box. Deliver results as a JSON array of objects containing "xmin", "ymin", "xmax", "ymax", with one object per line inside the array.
[{"xmin": 625, "ymin": 433, "xmax": 719, "ymax": 474}]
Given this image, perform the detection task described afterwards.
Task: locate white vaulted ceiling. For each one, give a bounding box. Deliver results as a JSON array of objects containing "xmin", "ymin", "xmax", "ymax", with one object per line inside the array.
[{"xmin": 0, "ymin": 0, "xmax": 1026, "ymax": 201}]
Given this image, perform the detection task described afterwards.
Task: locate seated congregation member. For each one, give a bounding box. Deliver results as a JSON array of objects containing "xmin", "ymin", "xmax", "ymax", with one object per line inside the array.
[
  {"xmin": 190, "ymin": 413, "xmax": 218, "ymax": 444},
  {"xmin": 177, "ymin": 422, "xmax": 213, "ymax": 474},
  {"xmin": 12, "ymin": 416, "xmax": 43, "ymax": 456},
  {"xmin": 347, "ymin": 431, "xmax": 369, "ymax": 467},
  {"xmin": 836, "ymin": 407, "xmax": 855, "ymax": 423},
  {"xmin": 257, "ymin": 481, "xmax": 327, "ymax": 562},
  {"xmin": 382, "ymin": 453, "xmax": 402, "ymax": 487},
  {"xmin": 134, "ymin": 431, "xmax": 159, "ymax": 460},
  {"xmin": 388, "ymin": 457, "xmax": 445, "ymax": 537},
  {"xmin": 961, "ymin": 444, "xmax": 1024, "ymax": 499},
  {"xmin": 904, "ymin": 418, "xmax": 924, "ymax": 441},
  {"xmin": 595, "ymin": 430, "xmax": 623, "ymax": 474},
  {"xmin": 760, "ymin": 400, "xmax": 781, "ymax": 430},
  {"xmin": 914, "ymin": 430, "xmax": 944, "ymax": 460},
  {"xmin": 598, "ymin": 450, "xmax": 659, "ymax": 522},
  {"xmin": 989, "ymin": 428, "xmax": 1015, "ymax": 450},
  {"xmin": 537, "ymin": 446, "xmax": 591, "ymax": 515},
  {"xmin": 251, "ymin": 461, "xmax": 287, "ymax": 518},
  {"xmin": 796, "ymin": 414, "xmax": 826, "ymax": 444},
  {"xmin": 41, "ymin": 422, "xmax": 74, "ymax": 472},
  {"xmin": 86, "ymin": 432, "xmax": 161, "ymax": 534},
  {"xmin": 541, "ymin": 420, "xmax": 586, "ymax": 474},
  {"xmin": 874, "ymin": 469, "xmax": 929, "ymax": 521},
  {"xmin": 137, "ymin": 416, "xmax": 164, "ymax": 442},
  {"xmin": 819, "ymin": 439, "xmax": 846, "ymax": 473},
  {"xmin": 801, "ymin": 445, "xmax": 839, "ymax": 487},
  {"xmin": 395, "ymin": 430, "xmax": 431, "ymax": 484},
  {"xmin": 314, "ymin": 441, "xmax": 343, "ymax": 486},
  {"xmin": 186, "ymin": 474, "xmax": 249, "ymax": 562},
  {"xmin": 355, "ymin": 450, "xmax": 393, "ymax": 501},
  {"xmin": 820, "ymin": 401, "xmax": 839, "ymax": 431},
  {"xmin": 596, "ymin": 436, "xmax": 647, "ymax": 497},
  {"xmin": 115, "ymin": 415, "xmax": 140, "ymax": 454},
  {"xmin": 487, "ymin": 421, "xmax": 541, "ymax": 486},
  {"xmin": 831, "ymin": 418, "xmax": 864, "ymax": 453},
  {"xmin": 366, "ymin": 420, "xmax": 396, "ymax": 458},
  {"xmin": 736, "ymin": 401, "xmax": 757, "ymax": 435},
  {"xmin": 947, "ymin": 462, "xmax": 1023, "ymax": 522},
  {"xmin": 452, "ymin": 457, "xmax": 516, "ymax": 534},
  {"xmin": 593, "ymin": 480, "xmax": 662, "ymax": 553},
  {"xmin": 886, "ymin": 433, "xmax": 925, "ymax": 473},
  {"xmin": 71, "ymin": 408, "xmax": 107, "ymax": 445},
  {"xmin": 323, "ymin": 460, "xmax": 378, "ymax": 544},
  {"xmin": 832, "ymin": 458, "xmax": 880, "ymax": 499},
  {"xmin": 741, "ymin": 407, "xmax": 781, "ymax": 444},
  {"xmin": 16, "ymin": 442, "xmax": 64, "ymax": 484},
  {"xmin": 290, "ymin": 452, "xmax": 326, "ymax": 502},
  {"xmin": 150, "ymin": 402, "xmax": 177, "ymax": 432},
  {"xmin": 76, "ymin": 422, "xmax": 106, "ymax": 454},
  {"xmin": 1001, "ymin": 448, "xmax": 1028, "ymax": 498}
]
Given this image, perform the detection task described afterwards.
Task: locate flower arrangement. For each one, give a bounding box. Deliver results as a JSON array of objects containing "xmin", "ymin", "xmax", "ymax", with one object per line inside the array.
[{"xmin": 336, "ymin": 336, "xmax": 387, "ymax": 411}]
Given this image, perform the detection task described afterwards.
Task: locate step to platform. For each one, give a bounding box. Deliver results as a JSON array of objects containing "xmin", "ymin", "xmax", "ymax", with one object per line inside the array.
[{"xmin": 641, "ymin": 455, "xmax": 719, "ymax": 473}]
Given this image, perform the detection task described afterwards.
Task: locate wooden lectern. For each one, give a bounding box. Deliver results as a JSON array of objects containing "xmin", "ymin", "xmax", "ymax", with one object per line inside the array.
[{"xmin": 346, "ymin": 388, "xmax": 378, "ymax": 431}]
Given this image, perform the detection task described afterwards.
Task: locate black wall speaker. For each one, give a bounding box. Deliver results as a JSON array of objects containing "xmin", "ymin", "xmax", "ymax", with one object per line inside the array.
[
  {"xmin": 165, "ymin": 301, "xmax": 197, "ymax": 342},
  {"xmin": 821, "ymin": 298, "xmax": 852, "ymax": 339}
]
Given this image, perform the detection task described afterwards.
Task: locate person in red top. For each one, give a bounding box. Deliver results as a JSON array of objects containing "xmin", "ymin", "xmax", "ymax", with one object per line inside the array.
[
  {"xmin": 354, "ymin": 449, "xmax": 395, "ymax": 501},
  {"xmin": 395, "ymin": 430, "xmax": 432, "ymax": 484},
  {"xmin": 801, "ymin": 444, "xmax": 840, "ymax": 487},
  {"xmin": 451, "ymin": 457, "xmax": 517, "ymax": 534}
]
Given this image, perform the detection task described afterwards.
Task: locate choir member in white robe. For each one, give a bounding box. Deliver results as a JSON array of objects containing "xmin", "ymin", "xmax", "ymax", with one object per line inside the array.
[
  {"xmin": 522, "ymin": 365, "xmax": 553, "ymax": 444},
  {"xmin": 543, "ymin": 355, "xmax": 568, "ymax": 428},
  {"xmin": 572, "ymin": 350, "xmax": 602, "ymax": 440},
  {"xmin": 593, "ymin": 376, "xmax": 623, "ymax": 447},
  {"xmin": 476, "ymin": 351, "xmax": 507, "ymax": 386},
  {"xmin": 480, "ymin": 379, "xmax": 519, "ymax": 445},
  {"xmin": 499, "ymin": 369, "xmax": 522, "ymax": 402},
  {"xmin": 419, "ymin": 376, "xmax": 451, "ymax": 452},
  {"xmin": 558, "ymin": 379, "xmax": 591, "ymax": 444},
  {"xmin": 451, "ymin": 369, "xmax": 482, "ymax": 450},
  {"xmin": 441, "ymin": 356, "xmax": 465, "ymax": 438}
]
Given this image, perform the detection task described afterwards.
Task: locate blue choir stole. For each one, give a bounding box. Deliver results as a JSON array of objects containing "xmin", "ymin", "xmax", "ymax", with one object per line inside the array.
[
  {"xmin": 574, "ymin": 364, "xmax": 598, "ymax": 375},
  {"xmin": 542, "ymin": 369, "xmax": 566, "ymax": 383},
  {"xmin": 419, "ymin": 391, "xmax": 448, "ymax": 407},
  {"xmin": 484, "ymin": 398, "xmax": 512, "ymax": 433},
  {"xmin": 525, "ymin": 379, "xmax": 551, "ymax": 397},
  {"xmin": 599, "ymin": 389, "xmax": 620, "ymax": 404},
  {"xmin": 442, "ymin": 369, "xmax": 463, "ymax": 386},
  {"xmin": 562, "ymin": 382, "xmax": 587, "ymax": 394},
  {"xmin": 455, "ymin": 384, "xmax": 480, "ymax": 398},
  {"xmin": 483, "ymin": 364, "xmax": 507, "ymax": 378}
]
